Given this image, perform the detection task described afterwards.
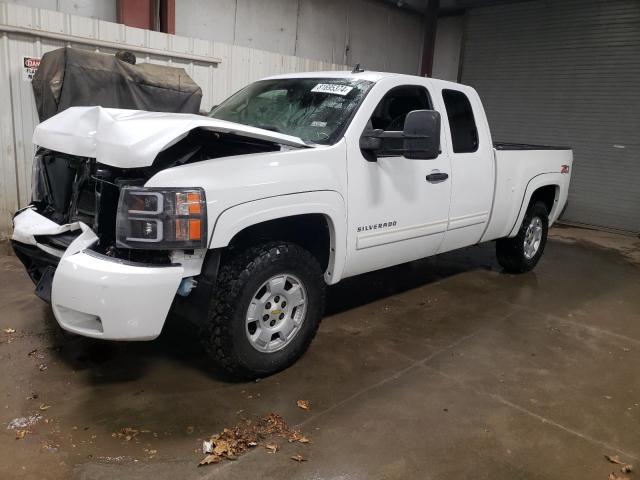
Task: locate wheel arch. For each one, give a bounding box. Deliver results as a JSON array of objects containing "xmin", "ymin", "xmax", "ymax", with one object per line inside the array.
[
  {"xmin": 508, "ymin": 174, "xmax": 562, "ymax": 237},
  {"xmin": 209, "ymin": 191, "xmax": 347, "ymax": 284}
]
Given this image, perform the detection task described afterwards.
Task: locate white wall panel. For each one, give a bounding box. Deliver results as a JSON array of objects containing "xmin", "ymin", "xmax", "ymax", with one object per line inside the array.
[
  {"xmin": 8, "ymin": 0, "xmax": 116, "ymax": 21},
  {"xmin": 234, "ymin": 0, "xmax": 299, "ymax": 55},
  {"xmin": 432, "ymin": 14, "xmax": 463, "ymax": 82},
  {"xmin": 173, "ymin": 0, "xmax": 423, "ymax": 74},
  {"xmin": 176, "ymin": 0, "xmax": 236, "ymax": 45},
  {"xmin": 295, "ymin": 0, "xmax": 347, "ymax": 64},
  {"xmin": 0, "ymin": 2, "xmax": 347, "ymax": 238}
]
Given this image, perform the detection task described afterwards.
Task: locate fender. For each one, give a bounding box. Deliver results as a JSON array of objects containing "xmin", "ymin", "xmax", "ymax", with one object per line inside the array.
[
  {"xmin": 209, "ymin": 191, "xmax": 347, "ymax": 284},
  {"xmin": 508, "ymin": 173, "xmax": 563, "ymax": 237}
]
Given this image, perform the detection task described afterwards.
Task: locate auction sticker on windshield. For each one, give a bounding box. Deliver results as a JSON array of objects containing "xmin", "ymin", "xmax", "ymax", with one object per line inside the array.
[{"xmin": 311, "ymin": 84, "xmax": 354, "ymax": 96}]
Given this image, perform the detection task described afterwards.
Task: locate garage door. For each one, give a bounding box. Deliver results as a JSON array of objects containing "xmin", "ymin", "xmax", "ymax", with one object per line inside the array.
[{"xmin": 459, "ymin": 0, "xmax": 640, "ymax": 232}]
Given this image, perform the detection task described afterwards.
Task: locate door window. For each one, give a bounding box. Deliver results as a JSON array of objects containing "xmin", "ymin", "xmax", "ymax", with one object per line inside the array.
[
  {"xmin": 442, "ymin": 89, "xmax": 479, "ymax": 153},
  {"xmin": 369, "ymin": 86, "xmax": 432, "ymax": 131},
  {"xmin": 365, "ymin": 86, "xmax": 432, "ymax": 155}
]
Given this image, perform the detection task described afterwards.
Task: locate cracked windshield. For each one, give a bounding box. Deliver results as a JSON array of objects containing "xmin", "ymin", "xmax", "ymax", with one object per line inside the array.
[{"xmin": 209, "ymin": 78, "xmax": 373, "ymax": 145}]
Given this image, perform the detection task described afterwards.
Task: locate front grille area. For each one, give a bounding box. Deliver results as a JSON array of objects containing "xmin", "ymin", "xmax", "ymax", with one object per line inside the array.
[
  {"xmin": 32, "ymin": 151, "xmax": 97, "ymax": 227},
  {"xmin": 31, "ymin": 149, "xmax": 147, "ymax": 248}
]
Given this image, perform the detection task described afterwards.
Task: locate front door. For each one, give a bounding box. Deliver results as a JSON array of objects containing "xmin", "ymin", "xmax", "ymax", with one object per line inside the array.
[{"xmin": 342, "ymin": 81, "xmax": 452, "ymax": 278}]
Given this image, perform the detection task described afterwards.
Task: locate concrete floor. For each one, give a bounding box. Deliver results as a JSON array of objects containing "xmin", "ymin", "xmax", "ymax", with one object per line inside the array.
[{"xmin": 1, "ymin": 226, "xmax": 639, "ymax": 480}]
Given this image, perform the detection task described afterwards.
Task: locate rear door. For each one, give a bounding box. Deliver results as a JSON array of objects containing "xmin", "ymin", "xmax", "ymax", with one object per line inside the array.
[
  {"xmin": 342, "ymin": 79, "xmax": 452, "ymax": 278},
  {"xmin": 437, "ymin": 86, "xmax": 494, "ymax": 252}
]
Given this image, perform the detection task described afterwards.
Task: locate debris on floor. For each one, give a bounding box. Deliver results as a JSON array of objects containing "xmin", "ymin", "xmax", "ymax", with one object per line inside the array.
[
  {"xmin": 265, "ymin": 442, "xmax": 278, "ymax": 454},
  {"xmin": 198, "ymin": 413, "xmax": 310, "ymax": 467},
  {"xmin": 608, "ymin": 473, "xmax": 630, "ymax": 480},
  {"xmin": 113, "ymin": 427, "xmax": 140, "ymax": 442},
  {"xmin": 290, "ymin": 453, "xmax": 307, "ymax": 462},
  {"xmin": 7, "ymin": 414, "xmax": 43, "ymax": 431},
  {"xmin": 3, "ymin": 328, "xmax": 15, "ymax": 334},
  {"xmin": 296, "ymin": 399, "xmax": 311, "ymax": 411},
  {"xmin": 604, "ymin": 454, "xmax": 633, "ymax": 477}
]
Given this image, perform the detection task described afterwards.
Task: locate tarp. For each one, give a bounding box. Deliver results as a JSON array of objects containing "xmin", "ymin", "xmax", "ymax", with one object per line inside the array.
[{"xmin": 31, "ymin": 47, "xmax": 202, "ymax": 122}]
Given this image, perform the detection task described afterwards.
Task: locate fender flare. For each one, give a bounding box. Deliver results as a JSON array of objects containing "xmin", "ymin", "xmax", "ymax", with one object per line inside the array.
[
  {"xmin": 209, "ymin": 191, "xmax": 347, "ymax": 284},
  {"xmin": 508, "ymin": 173, "xmax": 562, "ymax": 237}
]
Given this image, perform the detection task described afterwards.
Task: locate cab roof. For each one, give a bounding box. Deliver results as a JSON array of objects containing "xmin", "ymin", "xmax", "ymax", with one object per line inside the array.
[{"xmin": 263, "ymin": 70, "xmax": 465, "ymax": 90}]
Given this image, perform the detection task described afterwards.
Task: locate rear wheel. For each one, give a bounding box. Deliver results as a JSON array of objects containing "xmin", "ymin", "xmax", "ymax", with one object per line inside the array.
[
  {"xmin": 201, "ymin": 241, "xmax": 325, "ymax": 379},
  {"xmin": 496, "ymin": 201, "xmax": 549, "ymax": 273}
]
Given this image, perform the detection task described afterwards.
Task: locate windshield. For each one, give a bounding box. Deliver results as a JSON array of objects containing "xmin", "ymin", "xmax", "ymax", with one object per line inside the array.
[{"xmin": 209, "ymin": 78, "xmax": 373, "ymax": 145}]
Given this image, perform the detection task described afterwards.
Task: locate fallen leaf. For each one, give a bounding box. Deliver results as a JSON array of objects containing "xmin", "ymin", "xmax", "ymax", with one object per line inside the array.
[
  {"xmin": 114, "ymin": 427, "xmax": 139, "ymax": 441},
  {"xmin": 3, "ymin": 328, "xmax": 15, "ymax": 334},
  {"xmin": 291, "ymin": 454, "xmax": 307, "ymax": 462},
  {"xmin": 265, "ymin": 442, "xmax": 278, "ymax": 453},
  {"xmin": 39, "ymin": 403, "xmax": 51, "ymax": 411},
  {"xmin": 288, "ymin": 430, "xmax": 311, "ymax": 444},
  {"xmin": 606, "ymin": 455, "xmax": 624, "ymax": 465},
  {"xmin": 198, "ymin": 454, "xmax": 221, "ymax": 466},
  {"xmin": 197, "ymin": 413, "xmax": 309, "ymax": 466},
  {"xmin": 608, "ymin": 473, "xmax": 630, "ymax": 480},
  {"xmin": 622, "ymin": 465, "xmax": 633, "ymax": 473},
  {"xmin": 15, "ymin": 430, "xmax": 27, "ymax": 439},
  {"xmin": 296, "ymin": 400, "xmax": 310, "ymax": 411},
  {"xmin": 38, "ymin": 364, "xmax": 48, "ymax": 371},
  {"xmin": 202, "ymin": 440, "xmax": 213, "ymax": 454}
]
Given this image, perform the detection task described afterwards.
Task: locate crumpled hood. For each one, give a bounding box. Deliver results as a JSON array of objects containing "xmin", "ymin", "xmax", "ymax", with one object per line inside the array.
[{"xmin": 32, "ymin": 106, "xmax": 308, "ymax": 168}]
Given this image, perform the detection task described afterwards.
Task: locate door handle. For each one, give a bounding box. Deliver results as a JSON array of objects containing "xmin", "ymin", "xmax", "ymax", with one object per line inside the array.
[{"xmin": 425, "ymin": 172, "xmax": 449, "ymax": 183}]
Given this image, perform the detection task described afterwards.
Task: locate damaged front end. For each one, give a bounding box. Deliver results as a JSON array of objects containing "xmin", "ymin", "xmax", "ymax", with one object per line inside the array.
[
  {"xmin": 12, "ymin": 106, "xmax": 309, "ymax": 340},
  {"xmin": 11, "ymin": 150, "xmax": 188, "ymax": 340},
  {"xmin": 12, "ymin": 149, "xmax": 162, "ymax": 288}
]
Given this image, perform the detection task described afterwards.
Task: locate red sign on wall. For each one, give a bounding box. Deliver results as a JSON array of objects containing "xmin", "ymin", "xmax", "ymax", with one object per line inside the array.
[{"xmin": 23, "ymin": 56, "xmax": 41, "ymax": 81}]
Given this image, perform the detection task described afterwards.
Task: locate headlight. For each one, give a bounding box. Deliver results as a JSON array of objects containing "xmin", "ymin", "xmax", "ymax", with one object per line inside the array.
[{"xmin": 116, "ymin": 187, "xmax": 207, "ymax": 249}]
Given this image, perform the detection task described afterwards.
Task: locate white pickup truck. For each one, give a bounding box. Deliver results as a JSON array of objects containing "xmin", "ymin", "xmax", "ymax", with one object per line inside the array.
[{"xmin": 11, "ymin": 70, "xmax": 572, "ymax": 378}]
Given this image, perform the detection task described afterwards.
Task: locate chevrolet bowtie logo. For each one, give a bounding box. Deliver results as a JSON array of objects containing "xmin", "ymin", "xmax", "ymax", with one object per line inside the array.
[{"xmin": 271, "ymin": 309, "xmax": 282, "ymax": 315}]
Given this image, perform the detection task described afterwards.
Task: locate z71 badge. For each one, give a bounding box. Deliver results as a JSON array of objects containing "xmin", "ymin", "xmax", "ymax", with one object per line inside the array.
[{"xmin": 357, "ymin": 221, "xmax": 397, "ymax": 233}]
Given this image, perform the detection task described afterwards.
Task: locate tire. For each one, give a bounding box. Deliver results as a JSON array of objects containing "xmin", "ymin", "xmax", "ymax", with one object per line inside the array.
[
  {"xmin": 201, "ymin": 241, "xmax": 325, "ymax": 379},
  {"xmin": 496, "ymin": 201, "xmax": 549, "ymax": 273}
]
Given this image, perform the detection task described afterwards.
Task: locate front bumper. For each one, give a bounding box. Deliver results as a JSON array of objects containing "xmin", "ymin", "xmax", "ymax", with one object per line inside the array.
[{"xmin": 12, "ymin": 209, "xmax": 184, "ymax": 340}]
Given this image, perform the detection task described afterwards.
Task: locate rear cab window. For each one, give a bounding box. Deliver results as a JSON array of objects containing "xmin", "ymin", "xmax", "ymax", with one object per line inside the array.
[{"xmin": 442, "ymin": 89, "xmax": 479, "ymax": 153}]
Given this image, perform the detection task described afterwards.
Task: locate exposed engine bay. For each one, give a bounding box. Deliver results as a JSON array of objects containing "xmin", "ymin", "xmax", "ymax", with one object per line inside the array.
[{"xmin": 16, "ymin": 129, "xmax": 283, "ymax": 284}]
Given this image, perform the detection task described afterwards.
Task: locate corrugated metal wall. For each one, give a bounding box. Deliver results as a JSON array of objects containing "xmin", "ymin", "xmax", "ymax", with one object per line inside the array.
[
  {"xmin": 0, "ymin": 2, "xmax": 347, "ymax": 239},
  {"xmin": 461, "ymin": 0, "xmax": 640, "ymax": 232}
]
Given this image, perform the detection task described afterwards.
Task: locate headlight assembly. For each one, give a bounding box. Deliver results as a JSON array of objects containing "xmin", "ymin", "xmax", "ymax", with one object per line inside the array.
[{"xmin": 116, "ymin": 187, "xmax": 207, "ymax": 249}]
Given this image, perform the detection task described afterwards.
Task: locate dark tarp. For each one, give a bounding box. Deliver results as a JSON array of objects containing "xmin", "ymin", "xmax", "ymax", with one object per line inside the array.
[{"xmin": 32, "ymin": 47, "xmax": 202, "ymax": 122}]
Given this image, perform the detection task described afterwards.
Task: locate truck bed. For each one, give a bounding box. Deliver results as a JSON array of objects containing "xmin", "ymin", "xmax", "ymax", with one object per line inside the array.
[{"xmin": 481, "ymin": 147, "xmax": 573, "ymax": 243}]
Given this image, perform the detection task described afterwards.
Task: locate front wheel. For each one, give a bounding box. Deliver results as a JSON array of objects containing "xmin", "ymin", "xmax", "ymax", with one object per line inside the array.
[
  {"xmin": 496, "ymin": 201, "xmax": 549, "ymax": 273},
  {"xmin": 201, "ymin": 242, "xmax": 325, "ymax": 379}
]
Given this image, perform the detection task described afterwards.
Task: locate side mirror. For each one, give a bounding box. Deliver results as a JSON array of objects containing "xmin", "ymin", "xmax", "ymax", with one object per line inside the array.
[
  {"xmin": 403, "ymin": 110, "xmax": 441, "ymax": 160},
  {"xmin": 359, "ymin": 132, "xmax": 383, "ymax": 151}
]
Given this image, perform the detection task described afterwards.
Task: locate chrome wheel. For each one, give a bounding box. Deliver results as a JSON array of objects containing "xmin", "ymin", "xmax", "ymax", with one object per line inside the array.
[
  {"xmin": 523, "ymin": 216, "xmax": 543, "ymax": 260},
  {"xmin": 245, "ymin": 273, "xmax": 307, "ymax": 353}
]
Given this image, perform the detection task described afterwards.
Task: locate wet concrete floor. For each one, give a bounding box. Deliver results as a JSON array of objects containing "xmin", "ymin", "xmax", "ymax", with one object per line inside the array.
[{"xmin": 1, "ymin": 227, "xmax": 639, "ymax": 479}]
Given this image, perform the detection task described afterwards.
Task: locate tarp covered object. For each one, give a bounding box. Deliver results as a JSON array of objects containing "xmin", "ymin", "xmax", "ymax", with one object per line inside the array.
[{"xmin": 32, "ymin": 47, "xmax": 203, "ymax": 122}]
